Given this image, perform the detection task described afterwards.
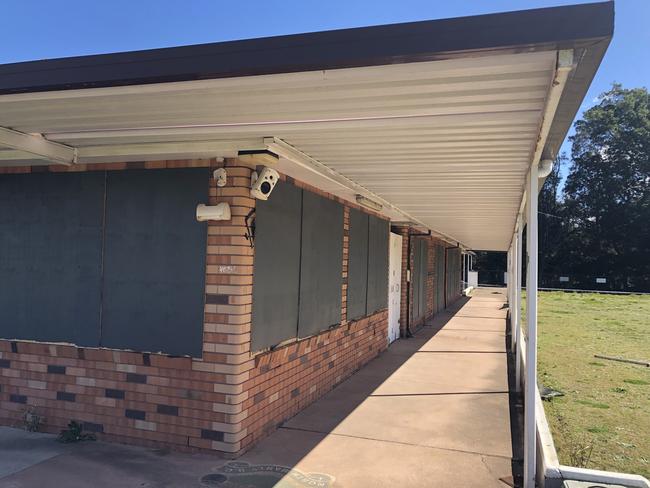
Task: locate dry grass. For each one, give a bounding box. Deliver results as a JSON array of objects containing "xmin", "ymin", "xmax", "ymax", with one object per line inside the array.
[{"xmin": 533, "ymin": 291, "xmax": 650, "ymax": 477}]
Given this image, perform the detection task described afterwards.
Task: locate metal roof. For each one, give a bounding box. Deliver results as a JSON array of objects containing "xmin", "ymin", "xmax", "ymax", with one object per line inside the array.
[{"xmin": 0, "ymin": 2, "xmax": 613, "ymax": 250}]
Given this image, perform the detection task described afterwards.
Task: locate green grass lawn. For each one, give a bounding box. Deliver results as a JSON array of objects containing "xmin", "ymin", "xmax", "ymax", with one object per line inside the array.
[{"xmin": 533, "ymin": 291, "xmax": 650, "ymax": 477}]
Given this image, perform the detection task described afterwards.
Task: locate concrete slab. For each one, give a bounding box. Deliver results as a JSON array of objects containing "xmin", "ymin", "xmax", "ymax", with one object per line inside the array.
[
  {"xmin": 240, "ymin": 427, "xmax": 512, "ymax": 488},
  {"xmin": 0, "ymin": 436, "xmax": 224, "ymax": 488},
  {"xmin": 0, "ymin": 288, "xmax": 514, "ymax": 487},
  {"xmin": 377, "ymin": 352, "xmax": 508, "ymax": 392},
  {"xmin": 420, "ymin": 329, "xmax": 506, "ymax": 351},
  {"xmin": 284, "ymin": 392, "xmax": 512, "ymax": 458},
  {"xmin": 432, "ymin": 316, "xmax": 506, "ymax": 332},
  {"xmin": 0, "ymin": 427, "xmax": 69, "ymax": 479}
]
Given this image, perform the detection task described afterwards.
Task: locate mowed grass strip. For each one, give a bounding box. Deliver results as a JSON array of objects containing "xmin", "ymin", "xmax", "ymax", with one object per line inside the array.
[{"xmin": 530, "ymin": 291, "xmax": 650, "ymax": 477}]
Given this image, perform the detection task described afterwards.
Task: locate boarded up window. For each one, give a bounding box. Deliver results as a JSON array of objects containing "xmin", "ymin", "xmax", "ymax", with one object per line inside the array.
[
  {"xmin": 298, "ymin": 191, "xmax": 344, "ymax": 337},
  {"xmin": 100, "ymin": 168, "xmax": 208, "ymax": 357},
  {"xmin": 252, "ymin": 184, "xmax": 344, "ymax": 348},
  {"xmin": 346, "ymin": 208, "xmax": 369, "ymax": 321},
  {"xmin": 366, "ymin": 215, "xmax": 389, "ymax": 314},
  {"xmin": 0, "ymin": 168, "xmax": 208, "ymax": 357},
  {"xmin": 411, "ymin": 238, "xmax": 428, "ymax": 321},
  {"xmin": 251, "ymin": 181, "xmax": 302, "ymax": 351},
  {"xmin": 0, "ymin": 172, "xmax": 105, "ymax": 346},
  {"xmin": 446, "ymin": 248, "xmax": 461, "ymax": 304},
  {"xmin": 435, "ymin": 244, "xmax": 446, "ymax": 312}
]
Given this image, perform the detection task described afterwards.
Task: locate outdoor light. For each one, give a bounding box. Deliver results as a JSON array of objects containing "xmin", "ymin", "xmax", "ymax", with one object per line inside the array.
[
  {"xmin": 355, "ymin": 194, "xmax": 383, "ymax": 212},
  {"xmin": 196, "ymin": 202, "xmax": 231, "ymax": 221}
]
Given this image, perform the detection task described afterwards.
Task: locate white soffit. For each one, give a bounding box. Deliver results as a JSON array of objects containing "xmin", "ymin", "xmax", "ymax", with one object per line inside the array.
[{"xmin": 0, "ymin": 51, "xmax": 558, "ymax": 250}]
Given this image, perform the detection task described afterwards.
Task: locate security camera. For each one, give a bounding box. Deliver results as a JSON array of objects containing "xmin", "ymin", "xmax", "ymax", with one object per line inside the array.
[
  {"xmin": 250, "ymin": 167, "xmax": 279, "ymax": 200},
  {"xmin": 213, "ymin": 168, "xmax": 227, "ymax": 187},
  {"xmin": 196, "ymin": 202, "xmax": 231, "ymax": 221}
]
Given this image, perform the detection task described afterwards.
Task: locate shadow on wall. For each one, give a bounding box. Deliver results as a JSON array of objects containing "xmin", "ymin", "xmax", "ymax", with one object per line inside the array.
[{"xmin": 212, "ymin": 295, "xmax": 515, "ymax": 486}]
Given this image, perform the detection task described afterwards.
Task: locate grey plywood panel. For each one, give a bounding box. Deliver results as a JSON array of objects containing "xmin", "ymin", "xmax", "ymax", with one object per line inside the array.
[
  {"xmin": 412, "ymin": 239, "xmax": 422, "ymax": 320},
  {"xmin": 446, "ymin": 248, "xmax": 461, "ymax": 303},
  {"xmin": 298, "ymin": 192, "xmax": 343, "ymax": 337},
  {"xmin": 435, "ymin": 245, "xmax": 446, "ymax": 312},
  {"xmin": 100, "ymin": 168, "xmax": 208, "ymax": 357},
  {"xmin": 251, "ymin": 181, "xmax": 302, "ymax": 351},
  {"xmin": 346, "ymin": 208, "xmax": 368, "ymax": 321},
  {"xmin": 412, "ymin": 238, "xmax": 428, "ymax": 320},
  {"xmin": 420, "ymin": 240, "xmax": 429, "ymax": 318},
  {"xmin": 0, "ymin": 172, "xmax": 104, "ymax": 346},
  {"xmin": 366, "ymin": 215, "xmax": 389, "ymax": 315}
]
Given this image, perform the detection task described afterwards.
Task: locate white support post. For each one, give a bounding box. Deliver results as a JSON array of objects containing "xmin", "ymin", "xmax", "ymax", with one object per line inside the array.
[
  {"xmin": 524, "ymin": 162, "xmax": 539, "ymax": 488},
  {"xmin": 508, "ymin": 232, "xmax": 517, "ymax": 352},
  {"xmin": 514, "ymin": 220, "xmax": 523, "ymax": 392},
  {"xmin": 507, "ymin": 246, "xmax": 514, "ymax": 353},
  {"xmin": 506, "ymin": 248, "xmax": 511, "ymax": 307}
]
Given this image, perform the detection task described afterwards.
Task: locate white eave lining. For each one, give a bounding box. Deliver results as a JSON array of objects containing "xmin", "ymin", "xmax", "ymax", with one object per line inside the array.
[{"xmin": 0, "ymin": 50, "xmax": 568, "ymax": 250}]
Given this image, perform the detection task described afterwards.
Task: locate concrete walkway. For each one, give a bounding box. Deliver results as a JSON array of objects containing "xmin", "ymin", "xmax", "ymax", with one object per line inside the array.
[{"xmin": 0, "ymin": 288, "xmax": 514, "ymax": 487}]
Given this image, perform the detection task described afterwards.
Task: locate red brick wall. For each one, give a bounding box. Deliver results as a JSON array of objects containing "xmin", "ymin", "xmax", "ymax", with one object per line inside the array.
[
  {"xmin": 390, "ymin": 229, "xmax": 453, "ymax": 335},
  {"xmin": 239, "ymin": 310, "xmax": 387, "ymax": 452},
  {"xmin": 234, "ymin": 175, "xmax": 389, "ymax": 456},
  {"xmin": 0, "ymin": 158, "xmax": 389, "ymax": 458},
  {"xmin": 0, "ymin": 158, "xmax": 254, "ymax": 454}
]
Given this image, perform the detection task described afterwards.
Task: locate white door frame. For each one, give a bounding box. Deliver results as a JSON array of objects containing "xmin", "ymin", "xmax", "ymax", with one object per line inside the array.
[{"xmin": 388, "ymin": 232, "xmax": 403, "ymax": 344}]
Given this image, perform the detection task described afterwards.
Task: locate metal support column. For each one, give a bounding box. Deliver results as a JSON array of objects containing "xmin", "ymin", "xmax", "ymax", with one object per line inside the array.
[
  {"xmin": 524, "ymin": 163, "xmax": 539, "ymax": 488},
  {"xmin": 514, "ymin": 219, "xmax": 523, "ymax": 392}
]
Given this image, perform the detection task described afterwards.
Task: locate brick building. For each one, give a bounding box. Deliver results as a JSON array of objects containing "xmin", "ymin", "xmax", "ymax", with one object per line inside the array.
[{"xmin": 0, "ymin": 1, "xmax": 611, "ymax": 467}]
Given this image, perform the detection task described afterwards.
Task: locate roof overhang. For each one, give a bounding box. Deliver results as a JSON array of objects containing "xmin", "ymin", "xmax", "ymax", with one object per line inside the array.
[{"xmin": 0, "ymin": 2, "xmax": 613, "ymax": 250}]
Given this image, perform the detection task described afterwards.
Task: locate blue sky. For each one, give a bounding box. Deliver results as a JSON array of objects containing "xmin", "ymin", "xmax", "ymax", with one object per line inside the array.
[{"xmin": 1, "ymin": 0, "xmax": 648, "ymax": 180}]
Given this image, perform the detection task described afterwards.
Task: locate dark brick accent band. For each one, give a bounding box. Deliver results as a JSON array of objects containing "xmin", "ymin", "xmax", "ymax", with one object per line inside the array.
[
  {"xmin": 56, "ymin": 391, "xmax": 76, "ymax": 402},
  {"xmin": 0, "ymin": 359, "xmax": 10, "ymax": 368},
  {"xmin": 125, "ymin": 409, "xmax": 146, "ymax": 420},
  {"xmin": 200, "ymin": 429, "xmax": 224, "ymax": 441},
  {"xmin": 156, "ymin": 404, "xmax": 179, "ymax": 416},
  {"xmin": 10, "ymin": 394, "xmax": 26, "ymax": 404},
  {"xmin": 47, "ymin": 365, "xmax": 66, "ymax": 375},
  {"xmin": 126, "ymin": 373, "xmax": 147, "ymax": 384},
  {"xmin": 205, "ymin": 294, "xmax": 229, "ymax": 305},
  {"xmin": 105, "ymin": 388, "xmax": 125, "ymax": 399}
]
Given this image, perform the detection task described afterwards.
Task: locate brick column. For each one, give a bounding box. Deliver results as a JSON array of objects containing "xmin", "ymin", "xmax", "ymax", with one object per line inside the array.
[
  {"xmin": 341, "ymin": 206, "xmax": 350, "ymax": 325},
  {"xmin": 194, "ymin": 157, "xmax": 257, "ymax": 454}
]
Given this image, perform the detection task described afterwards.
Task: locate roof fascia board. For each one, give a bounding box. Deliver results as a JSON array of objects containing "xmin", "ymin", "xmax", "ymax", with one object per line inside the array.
[{"xmin": 0, "ymin": 2, "xmax": 613, "ymax": 95}]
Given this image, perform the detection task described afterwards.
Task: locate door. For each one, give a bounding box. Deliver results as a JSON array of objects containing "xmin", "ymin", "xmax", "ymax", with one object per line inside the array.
[{"xmin": 388, "ymin": 232, "xmax": 402, "ymax": 343}]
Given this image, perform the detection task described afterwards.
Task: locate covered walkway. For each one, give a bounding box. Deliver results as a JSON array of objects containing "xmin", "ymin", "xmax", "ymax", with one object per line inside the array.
[
  {"xmin": 239, "ymin": 287, "xmax": 513, "ymax": 487},
  {"xmin": 0, "ymin": 288, "xmax": 515, "ymax": 488}
]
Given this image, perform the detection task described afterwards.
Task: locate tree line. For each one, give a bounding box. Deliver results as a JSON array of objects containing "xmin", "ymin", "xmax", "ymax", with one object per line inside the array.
[{"xmin": 478, "ymin": 85, "xmax": 650, "ymax": 292}]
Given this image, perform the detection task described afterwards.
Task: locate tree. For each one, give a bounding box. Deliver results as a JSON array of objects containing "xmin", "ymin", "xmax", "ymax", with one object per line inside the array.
[
  {"xmin": 562, "ymin": 84, "xmax": 650, "ymax": 291},
  {"xmin": 538, "ymin": 154, "xmax": 567, "ymax": 286}
]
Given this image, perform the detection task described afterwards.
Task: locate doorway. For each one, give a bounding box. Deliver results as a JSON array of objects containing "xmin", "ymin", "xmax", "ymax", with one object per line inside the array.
[{"xmin": 388, "ymin": 232, "xmax": 402, "ymax": 343}]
